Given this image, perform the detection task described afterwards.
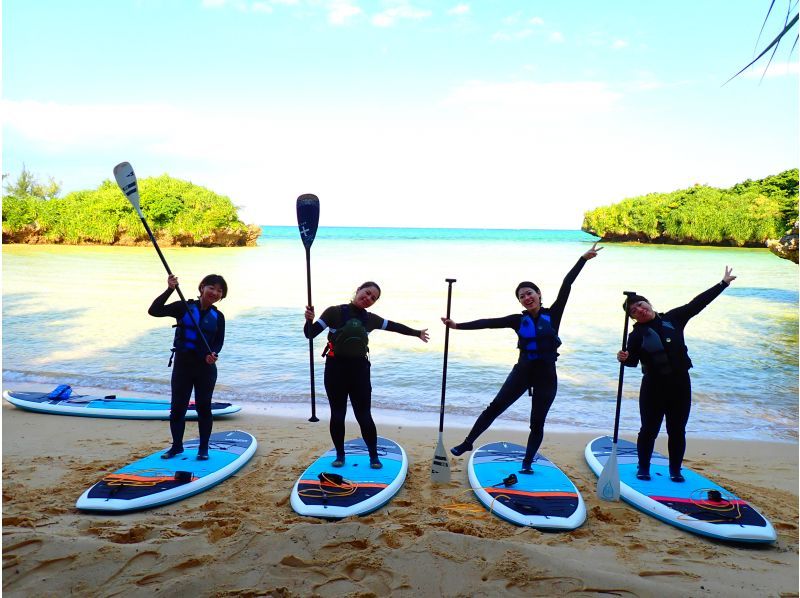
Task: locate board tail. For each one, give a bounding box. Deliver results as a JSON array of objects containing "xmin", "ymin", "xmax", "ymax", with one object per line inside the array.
[
  {"xmin": 597, "ymin": 441, "xmax": 621, "ymax": 501},
  {"xmin": 431, "ymin": 432, "xmax": 451, "ymax": 483}
]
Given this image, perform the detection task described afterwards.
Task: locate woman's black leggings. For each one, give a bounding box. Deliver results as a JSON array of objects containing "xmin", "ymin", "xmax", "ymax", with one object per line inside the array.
[
  {"xmin": 170, "ymin": 354, "xmax": 217, "ymax": 451},
  {"xmin": 637, "ymin": 371, "xmax": 692, "ymax": 473},
  {"xmin": 465, "ymin": 360, "xmax": 558, "ymax": 463},
  {"xmin": 324, "ymin": 356, "xmax": 378, "ymax": 458}
]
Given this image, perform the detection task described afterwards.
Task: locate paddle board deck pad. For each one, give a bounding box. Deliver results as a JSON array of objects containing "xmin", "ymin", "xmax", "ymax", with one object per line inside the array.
[
  {"xmin": 76, "ymin": 430, "xmax": 256, "ymax": 513},
  {"xmin": 468, "ymin": 442, "xmax": 586, "ymax": 530},
  {"xmin": 3, "ymin": 389, "xmax": 241, "ymax": 419},
  {"xmin": 290, "ymin": 437, "xmax": 408, "ymax": 519},
  {"xmin": 585, "ymin": 436, "xmax": 776, "ymax": 543}
]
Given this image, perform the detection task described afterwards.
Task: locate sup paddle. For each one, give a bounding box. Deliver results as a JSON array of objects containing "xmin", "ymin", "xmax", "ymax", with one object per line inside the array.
[
  {"xmin": 597, "ymin": 290, "xmax": 637, "ymax": 502},
  {"xmin": 297, "ymin": 194, "xmax": 321, "ymax": 423},
  {"xmin": 113, "ymin": 162, "xmax": 214, "ymax": 357},
  {"xmin": 431, "ymin": 278, "xmax": 456, "ymax": 483}
]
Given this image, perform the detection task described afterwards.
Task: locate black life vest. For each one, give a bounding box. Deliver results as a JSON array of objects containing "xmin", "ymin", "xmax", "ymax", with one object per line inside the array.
[
  {"xmin": 325, "ymin": 304, "xmax": 370, "ymax": 358},
  {"xmin": 639, "ymin": 320, "xmax": 676, "ymax": 376},
  {"xmin": 517, "ymin": 311, "xmax": 562, "ymax": 362},
  {"xmin": 173, "ymin": 301, "xmax": 218, "ymax": 355}
]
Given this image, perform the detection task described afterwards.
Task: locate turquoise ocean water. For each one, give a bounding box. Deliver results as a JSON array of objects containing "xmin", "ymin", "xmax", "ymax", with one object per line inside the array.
[{"xmin": 2, "ymin": 227, "xmax": 797, "ymax": 441}]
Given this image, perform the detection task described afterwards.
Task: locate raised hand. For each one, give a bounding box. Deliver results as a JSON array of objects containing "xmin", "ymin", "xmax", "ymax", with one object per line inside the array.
[
  {"xmin": 722, "ymin": 266, "xmax": 737, "ymax": 285},
  {"xmin": 583, "ymin": 241, "xmax": 603, "ymax": 260}
]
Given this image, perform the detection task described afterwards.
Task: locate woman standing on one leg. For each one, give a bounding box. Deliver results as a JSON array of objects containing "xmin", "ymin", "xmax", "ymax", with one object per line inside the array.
[
  {"xmin": 149, "ymin": 273, "xmax": 227, "ymax": 461},
  {"xmin": 617, "ymin": 266, "xmax": 736, "ymax": 482},
  {"xmin": 442, "ymin": 243, "xmax": 602, "ymax": 473},
  {"xmin": 304, "ymin": 282, "xmax": 429, "ymax": 469}
]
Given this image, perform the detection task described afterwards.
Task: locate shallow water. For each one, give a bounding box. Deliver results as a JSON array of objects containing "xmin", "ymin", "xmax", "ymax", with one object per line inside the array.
[{"xmin": 3, "ymin": 227, "xmax": 797, "ymax": 441}]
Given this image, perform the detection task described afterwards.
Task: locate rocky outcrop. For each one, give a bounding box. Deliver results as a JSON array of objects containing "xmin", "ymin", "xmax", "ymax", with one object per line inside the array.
[
  {"xmin": 766, "ymin": 220, "xmax": 799, "ymax": 264},
  {"xmin": 2, "ymin": 224, "xmax": 262, "ymax": 247}
]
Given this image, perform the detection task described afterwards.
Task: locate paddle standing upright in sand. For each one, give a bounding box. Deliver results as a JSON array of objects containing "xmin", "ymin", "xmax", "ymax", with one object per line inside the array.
[
  {"xmin": 431, "ymin": 278, "xmax": 456, "ymax": 483},
  {"xmin": 597, "ymin": 291, "xmax": 637, "ymax": 501},
  {"xmin": 297, "ymin": 194, "xmax": 321, "ymax": 422}
]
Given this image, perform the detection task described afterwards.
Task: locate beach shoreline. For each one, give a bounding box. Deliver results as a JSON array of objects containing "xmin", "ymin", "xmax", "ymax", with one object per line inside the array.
[{"xmin": 2, "ymin": 391, "xmax": 798, "ymax": 597}]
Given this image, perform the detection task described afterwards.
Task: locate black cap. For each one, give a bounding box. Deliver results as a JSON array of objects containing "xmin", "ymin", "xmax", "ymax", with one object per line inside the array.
[{"xmin": 623, "ymin": 294, "xmax": 649, "ymax": 312}]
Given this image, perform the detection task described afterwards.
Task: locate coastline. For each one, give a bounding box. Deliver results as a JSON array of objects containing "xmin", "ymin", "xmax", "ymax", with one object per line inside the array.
[{"xmin": 2, "ymin": 389, "xmax": 797, "ymax": 596}]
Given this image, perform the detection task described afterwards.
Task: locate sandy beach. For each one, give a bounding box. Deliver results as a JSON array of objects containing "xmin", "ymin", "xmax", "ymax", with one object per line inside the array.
[{"xmin": 2, "ymin": 394, "xmax": 798, "ymax": 597}]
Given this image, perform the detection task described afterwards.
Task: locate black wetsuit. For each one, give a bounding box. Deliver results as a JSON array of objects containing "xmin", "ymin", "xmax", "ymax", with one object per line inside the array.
[
  {"xmin": 149, "ymin": 289, "xmax": 225, "ymax": 453},
  {"xmin": 622, "ymin": 281, "xmax": 729, "ymax": 475},
  {"xmin": 456, "ymin": 257, "xmax": 588, "ymax": 465},
  {"xmin": 304, "ymin": 303, "xmax": 421, "ymax": 460}
]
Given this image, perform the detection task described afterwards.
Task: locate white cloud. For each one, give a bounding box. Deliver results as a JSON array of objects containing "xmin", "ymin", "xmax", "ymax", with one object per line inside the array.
[
  {"xmin": 328, "ymin": 1, "xmax": 362, "ymax": 25},
  {"xmin": 549, "ymin": 31, "xmax": 564, "ymax": 43},
  {"xmin": 448, "ymin": 4, "xmax": 469, "ymax": 16},
  {"xmin": 492, "ymin": 29, "xmax": 533, "ymax": 42},
  {"xmin": 611, "ymin": 39, "xmax": 628, "ymax": 49},
  {"xmin": 740, "ymin": 60, "xmax": 800, "ymax": 79},
  {"xmin": 371, "ymin": 3, "xmax": 432, "ymax": 27},
  {"xmin": 529, "ymin": 16, "xmax": 544, "ymax": 25}
]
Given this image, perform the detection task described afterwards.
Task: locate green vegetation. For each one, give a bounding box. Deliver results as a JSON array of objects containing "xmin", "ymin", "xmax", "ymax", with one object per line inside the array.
[
  {"xmin": 2, "ymin": 167, "xmax": 258, "ymax": 246},
  {"xmin": 582, "ymin": 169, "xmax": 799, "ymax": 247}
]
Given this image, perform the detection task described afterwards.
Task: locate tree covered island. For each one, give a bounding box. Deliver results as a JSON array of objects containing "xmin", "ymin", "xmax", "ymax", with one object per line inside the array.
[
  {"xmin": 582, "ymin": 169, "xmax": 799, "ymax": 262},
  {"xmin": 2, "ymin": 168, "xmax": 260, "ymax": 247}
]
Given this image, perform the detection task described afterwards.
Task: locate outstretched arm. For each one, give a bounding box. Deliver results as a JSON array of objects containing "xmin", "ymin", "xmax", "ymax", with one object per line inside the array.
[
  {"xmin": 667, "ymin": 266, "xmax": 736, "ymax": 326},
  {"xmin": 549, "ymin": 242, "xmax": 603, "ymax": 326}
]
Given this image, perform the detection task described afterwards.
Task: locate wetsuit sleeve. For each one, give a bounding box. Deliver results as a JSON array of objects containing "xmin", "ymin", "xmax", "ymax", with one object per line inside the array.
[
  {"xmin": 622, "ymin": 328, "xmax": 643, "ymax": 368},
  {"xmin": 664, "ymin": 281, "xmax": 729, "ymax": 328},
  {"xmin": 384, "ymin": 320, "xmax": 423, "ymax": 337},
  {"xmin": 304, "ymin": 305, "xmax": 338, "ymax": 339},
  {"xmin": 548, "ymin": 257, "xmax": 588, "ymax": 330},
  {"xmin": 148, "ymin": 288, "xmax": 185, "ymax": 318},
  {"xmin": 211, "ymin": 311, "xmax": 225, "ymax": 354},
  {"xmin": 454, "ymin": 314, "xmax": 519, "ymax": 330}
]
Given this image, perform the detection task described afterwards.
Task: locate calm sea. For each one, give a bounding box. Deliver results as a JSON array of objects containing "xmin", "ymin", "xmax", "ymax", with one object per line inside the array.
[{"xmin": 3, "ymin": 227, "xmax": 798, "ymax": 441}]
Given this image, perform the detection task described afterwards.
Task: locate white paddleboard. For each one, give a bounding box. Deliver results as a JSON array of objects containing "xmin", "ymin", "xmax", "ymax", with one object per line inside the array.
[
  {"xmin": 468, "ymin": 441, "xmax": 586, "ymax": 530},
  {"xmin": 291, "ymin": 437, "xmax": 408, "ymax": 519},
  {"xmin": 76, "ymin": 430, "xmax": 256, "ymax": 512},
  {"xmin": 585, "ymin": 436, "xmax": 776, "ymax": 543}
]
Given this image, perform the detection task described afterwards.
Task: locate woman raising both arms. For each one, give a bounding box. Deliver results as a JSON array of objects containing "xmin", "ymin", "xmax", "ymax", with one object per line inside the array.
[{"xmin": 441, "ymin": 242, "xmax": 602, "ymax": 473}]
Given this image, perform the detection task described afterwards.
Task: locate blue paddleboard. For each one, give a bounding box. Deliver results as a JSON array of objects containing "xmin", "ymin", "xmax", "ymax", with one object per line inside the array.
[
  {"xmin": 290, "ymin": 437, "xmax": 408, "ymax": 519},
  {"xmin": 4, "ymin": 389, "xmax": 241, "ymax": 420},
  {"xmin": 585, "ymin": 436, "xmax": 776, "ymax": 543},
  {"xmin": 468, "ymin": 442, "xmax": 586, "ymax": 530},
  {"xmin": 76, "ymin": 430, "xmax": 257, "ymax": 513}
]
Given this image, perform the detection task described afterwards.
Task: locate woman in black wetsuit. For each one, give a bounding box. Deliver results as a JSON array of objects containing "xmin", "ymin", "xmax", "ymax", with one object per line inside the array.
[
  {"xmin": 441, "ymin": 243, "xmax": 602, "ymax": 473},
  {"xmin": 304, "ymin": 282, "xmax": 429, "ymax": 469},
  {"xmin": 149, "ymin": 273, "xmax": 227, "ymax": 461},
  {"xmin": 616, "ymin": 266, "xmax": 736, "ymax": 483}
]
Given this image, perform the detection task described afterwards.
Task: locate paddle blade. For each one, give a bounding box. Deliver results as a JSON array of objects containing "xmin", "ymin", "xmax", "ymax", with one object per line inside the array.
[
  {"xmin": 113, "ymin": 162, "xmax": 143, "ymax": 217},
  {"xmin": 296, "ymin": 194, "xmax": 320, "ymax": 249},
  {"xmin": 431, "ymin": 433, "xmax": 451, "ymax": 483},
  {"xmin": 597, "ymin": 442, "xmax": 621, "ymax": 502}
]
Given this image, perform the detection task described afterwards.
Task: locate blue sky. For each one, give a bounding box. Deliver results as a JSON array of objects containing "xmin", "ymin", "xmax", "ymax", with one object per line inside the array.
[{"xmin": 3, "ymin": 0, "xmax": 798, "ymax": 229}]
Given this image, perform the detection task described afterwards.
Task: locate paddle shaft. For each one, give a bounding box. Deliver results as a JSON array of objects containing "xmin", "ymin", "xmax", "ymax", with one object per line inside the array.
[
  {"xmin": 304, "ymin": 245, "xmax": 319, "ymax": 422},
  {"xmin": 611, "ymin": 292, "xmax": 636, "ymax": 443},
  {"xmin": 438, "ymin": 279, "xmax": 456, "ymax": 432},
  {"xmin": 138, "ymin": 216, "xmax": 214, "ymax": 356}
]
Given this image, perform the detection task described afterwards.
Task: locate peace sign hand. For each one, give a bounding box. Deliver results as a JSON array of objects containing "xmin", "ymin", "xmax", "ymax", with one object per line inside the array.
[{"xmin": 583, "ymin": 241, "xmax": 603, "ymax": 260}]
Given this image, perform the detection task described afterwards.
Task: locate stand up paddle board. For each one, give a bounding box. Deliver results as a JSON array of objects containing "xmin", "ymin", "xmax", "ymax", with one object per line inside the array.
[
  {"xmin": 585, "ymin": 436, "xmax": 776, "ymax": 543},
  {"xmin": 76, "ymin": 430, "xmax": 256, "ymax": 513},
  {"xmin": 468, "ymin": 442, "xmax": 586, "ymax": 530},
  {"xmin": 291, "ymin": 437, "xmax": 408, "ymax": 519},
  {"xmin": 4, "ymin": 389, "xmax": 241, "ymax": 420}
]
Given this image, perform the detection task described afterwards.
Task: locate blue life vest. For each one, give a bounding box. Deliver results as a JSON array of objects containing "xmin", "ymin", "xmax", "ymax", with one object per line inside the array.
[
  {"xmin": 517, "ymin": 311, "xmax": 561, "ymax": 362},
  {"xmin": 173, "ymin": 301, "xmax": 218, "ymax": 355}
]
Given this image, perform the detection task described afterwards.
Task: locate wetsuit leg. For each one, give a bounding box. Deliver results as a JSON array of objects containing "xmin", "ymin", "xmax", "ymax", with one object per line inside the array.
[
  {"xmin": 324, "ymin": 358, "xmax": 349, "ymax": 458},
  {"xmin": 465, "ymin": 363, "xmax": 531, "ymax": 445},
  {"xmin": 193, "ymin": 362, "xmax": 217, "ymax": 452},
  {"xmin": 169, "ymin": 357, "xmax": 194, "ymax": 450},
  {"xmin": 346, "ymin": 358, "xmax": 379, "ymax": 457},
  {"xmin": 523, "ymin": 361, "xmax": 558, "ymax": 463},
  {"xmin": 664, "ymin": 372, "xmax": 692, "ymax": 473},
  {"xmin": 636, "ymin": 375, "xmax": 667, "ymax": 472}
]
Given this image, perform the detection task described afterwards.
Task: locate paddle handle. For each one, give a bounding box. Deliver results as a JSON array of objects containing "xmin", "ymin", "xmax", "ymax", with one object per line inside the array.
[
  {"xmin": 304, "ymin": 246, "xmax": 319, "ymax": 421},
  {"xmin": 439, "ymin": 278, "xmax": 456, "ymax": 432},
  {"xmin": 140, "ymin": 216, "xmax": 214, "ymax": 357},
  {"xmin": 611, "ymin": 291, "xmax": 636, "ymax": 443}
]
